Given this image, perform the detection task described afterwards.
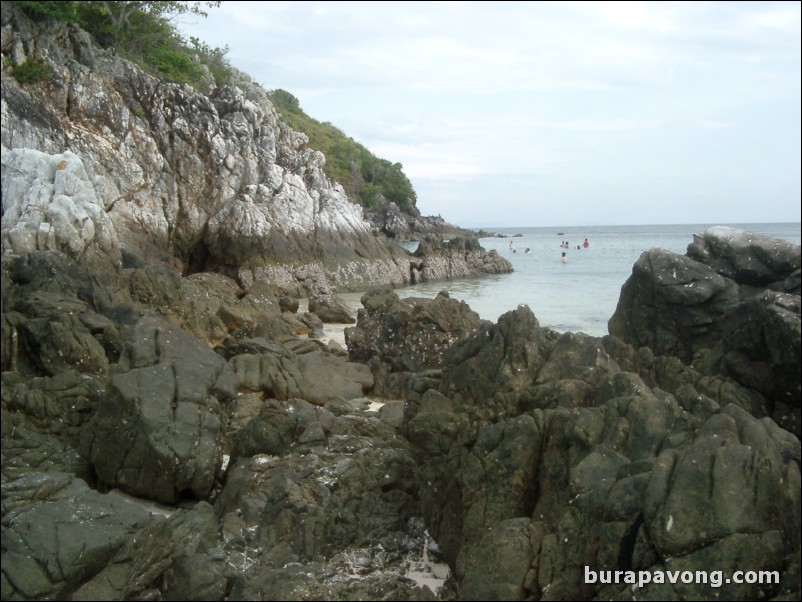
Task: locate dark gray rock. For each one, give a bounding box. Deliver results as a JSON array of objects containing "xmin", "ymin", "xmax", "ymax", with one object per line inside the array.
[
  {"xmin": 82, "ymin": 313, "xmax": 237, "ymax": 503},
  {"xmin": 346, "ymin": 289, "xmax": 484, "ymax": 397},
  {"xmin": 686, "ymin": 226, "xmax": 801, "ymax": 289},
  {"xmin": 230, "ymin": 347, "xmax": 305, "ymax": 400},
  {"xmin": 232, "ymin": 398, "xmax": 337, "ymax": 458},
  {"xmin": 3, "ymin": 370, "xmax": 104, "ymax": 443},
  {"xmin": 389, "ymin": 284, "xmax": 800, "ymax": 600},
  {"xmin": 439, "ymin": 304, "xmax": 555, "ymax": 419},
  {"xmin": 162, "ymin": 501, "xmax": 228, "ymax": 601},
  {"xmin": 609, "ymin": 248, "xmax": 739, "ymax": 362},
  {"xmin": 716, "ymin": 291, "xmax": 801, "ymax": 432},
  {"xmin": 128, "ymin": 262, "xmax": 183, "ymax": 310},
  {"xmin": 0, "ymin": 473, "xmax": 171, "ymax": 601},
  {"xmin": 7, "ymin": 292, "xmax": 112, "ymax": 378},
  {"xmin": 309, "ymin": 294, "xmax": 355, "ymax": 323},
  {"xmin": 296, "ymin": 351, "xmax": 373, "ymax": 403},
  {"xmin": 609, "ymin": 228, "xmax": 801, "ymax": 436},
  {"xmin": 217, "ymin": 417, "xmax": 419, "ymax": 563},
  {"xmin": 2, "ymin": 254, "xmax": 126, "ymax": 379}
]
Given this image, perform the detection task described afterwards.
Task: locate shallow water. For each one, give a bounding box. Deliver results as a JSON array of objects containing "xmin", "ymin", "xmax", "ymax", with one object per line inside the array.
[{"xmin": 345, "ymin": 222, "xmax": 800, "ymax": 337}]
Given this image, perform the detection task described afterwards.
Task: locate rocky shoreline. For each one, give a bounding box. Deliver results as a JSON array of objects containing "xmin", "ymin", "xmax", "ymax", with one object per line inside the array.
[
  {"xmin": 2, "ymin": 5, "xmax": 801, "ymax": 601},
  {"xmin": 1, "ymin": 226, "xmax": 799, "ymax": 601}
]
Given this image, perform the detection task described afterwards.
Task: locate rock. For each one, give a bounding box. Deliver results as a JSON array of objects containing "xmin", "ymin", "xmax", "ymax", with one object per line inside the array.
[
  {"xmin": 230, "ymin": 347, "xmax": 305, "ymax": 400},
  {"xmin": 1, "ymin": 147, "xmax": 121, "ymax": 273},
  {"xmin": 296, "ymin": 351, "xmax": 373, "ymax": 403},
  {"xmin": 460, "ymin": 518, "xmax": 537, "ymax": 601},
  {"xmin": 397, "ymin": 288, "xmax": 800, "ymax": 599},
  {"xmin": 608, "ymin": 248, "xmax": 739, "ymax": 361},
  {"xmin": 686, "ymin": 226, "xmax": 801, "ymax": 289},
  {"xmin": 610, "ymin": 228, "xmax": 800, "ymax": 362},
  {"xmin": 378, "ymin": 400, "xmax": 406, "ymax": 429},
  {"xmin": 0, "ymin": 472, "xmax": 171, "ymax": 601},
  {"xmin": 439, "ymin": 304, "xmax": 555, "ymax": 419},
  {"xmin": 127, "ymin": 262, "xmax": 183, "ymax": 310},
  {"xmin": 308, "ymin": 294, "xmax": 355, "ymax": 324},
  {"xmin": 346, "ymin": 289, "xmax": 484, "ymax": 397},
  {"xmin": 714, "ymin": 291, "xmax": 801, "ymax": 433},
  {"xmin": 163, "ymin": 502, "xmax": 228, "ymax": 601},
  {"xmin": 363, "ymin": 193, "xmax": 478, "ymax": 243},
  {"xmin": 232, "ymin": 398, "xmax": 336, "ymax": 458},
  {"xmin": 217, "ymin": 416, "xmax": 419, "ymax": 563},
  {"xmin": 82, "ymin": 313, "xmax": 237, "ymax": 503},
  {"xmin": 2, "ymin": 253, "xmax": 125, "ymax": 378},
  {"xmin": 3, "ymin": 370, "xmax": 104, "ymax": 443},
  {"xmin": 6, "ymin": 294, "xmax": 112, "ymax": 378},
  {"xmin": 5, "ymin": 251, "xmax": 119, "ymax": 316},
  {"xmin": 609, "ymin": 228, "xmax": 801, "ymax": 436},
  {"xmin": 411, "ymin": 236, "xmax": 512, "ymax": 283},
  {"xmin": 172, "ymin": 272, "xmax": 282, "ymax": 346}
]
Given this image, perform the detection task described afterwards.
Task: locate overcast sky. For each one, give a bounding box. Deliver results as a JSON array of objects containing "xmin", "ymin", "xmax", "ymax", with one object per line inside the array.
[{"xmin": 178, "ymin": 1, "xmax": 801, "ymax": 228}]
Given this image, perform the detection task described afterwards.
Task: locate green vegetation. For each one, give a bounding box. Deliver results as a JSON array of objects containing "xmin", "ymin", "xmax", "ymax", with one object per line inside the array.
[
  {"xmin": 13, "ymin": 1, "xmax": 231, "ymax": 86},
  {"xmin": 10, "ymin": 59, "xmax": 53, "ymax": 84},
  {"xmin": 269, "ymin": 89, "xmax": 417, "ymax": 212}
]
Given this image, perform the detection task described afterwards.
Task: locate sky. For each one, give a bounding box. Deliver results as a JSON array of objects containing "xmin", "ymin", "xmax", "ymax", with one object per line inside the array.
[{"xmin": 178, "ymin": 1, "xmax": 802, "ymax": 228}]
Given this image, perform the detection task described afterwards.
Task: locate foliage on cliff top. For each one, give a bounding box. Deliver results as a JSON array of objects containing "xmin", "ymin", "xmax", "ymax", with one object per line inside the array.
[
  {"xmin": 12, "ymin": 1, "xmax": 231, "ymax": 86},
  {"xmin": 269, "ymin": 89, "xmax": 417, "ymax": 213}
]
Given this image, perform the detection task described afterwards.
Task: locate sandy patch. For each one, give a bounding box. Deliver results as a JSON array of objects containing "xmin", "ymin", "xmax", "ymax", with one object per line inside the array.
[{"xmin": 298, "ymin": 294, "xmax": 364, "ymax": 350}]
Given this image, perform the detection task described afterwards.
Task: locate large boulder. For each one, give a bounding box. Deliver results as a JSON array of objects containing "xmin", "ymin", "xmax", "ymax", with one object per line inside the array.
[
  {"xmin": 0, "ymin": 472, "xmax": 172, "ymax": 601},
  {"xmin": 230, "ymin": 345, "xmax": 371, "ymax": 405},
  {"xmin": 686, "ymin": 226, "xmax": 801, "ymax": 289},
  {"xmin": 610, "ymin": 228, "xmax": 800, "ymax": 362},
  {"xmin": 391, "ymin": 286, "xmax": 802, "ymax": 600},
  {"xmin": 346, "ymin": 289, "xmax": 484, "ymax": 397},
  {"xmin": 609, "ymin": 227, "xmax": 801, "ymax": 436},
  {"xmin": 82, "ymin": 314, "xmax": 238, "ymax": 504},
  {"xmin": 219, "ymin": 401, "xmax": 419, "ymax": 552},
  {"xmin": 608, "ymin": 248, "xmax": 739, "ymax": 361},
  {"xmin": 437, "ymin": 304, "xmax": 556, "ymax": 419},
  {"xmin": 708, "ymin": 291, "xmax": 801, "ymax": 434}
]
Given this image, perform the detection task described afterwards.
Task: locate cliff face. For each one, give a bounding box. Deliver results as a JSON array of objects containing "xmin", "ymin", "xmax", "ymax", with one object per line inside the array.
[{"xmin": 0, "ymin": 5, "xmax": 510, "ymax": 290}]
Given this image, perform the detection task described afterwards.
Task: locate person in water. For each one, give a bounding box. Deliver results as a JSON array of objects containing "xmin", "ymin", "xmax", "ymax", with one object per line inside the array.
[
  {"xmin": 561, "ymin": 251, "xmax": 568, "ymax": 263},
  {"xmin": 583, "ymin": 238, "xmax": 589, "ymax": 248}
]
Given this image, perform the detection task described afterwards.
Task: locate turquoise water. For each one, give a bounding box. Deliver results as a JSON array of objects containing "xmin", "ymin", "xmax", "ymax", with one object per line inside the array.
[{"xmin": 350, "ymin": 223, "xmax": 801, "ymax": 337}]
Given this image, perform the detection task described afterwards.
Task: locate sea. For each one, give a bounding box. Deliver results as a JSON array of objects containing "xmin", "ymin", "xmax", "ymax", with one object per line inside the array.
[{"xmin": 337, "ymin": 223, "xmax": 801, "ymax": 338}]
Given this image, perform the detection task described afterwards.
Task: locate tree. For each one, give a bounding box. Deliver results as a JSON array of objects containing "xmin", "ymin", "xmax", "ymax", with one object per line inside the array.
[
  {"xmin": 269, "ymin": 89, "xmax": 301, "ymax": 112},
  {"xmin": 13, "ymin": 1, "xmax": 229, "ymax": 86},
  {"xmin": 96, "ymin": 2, "xmax": 221, "ymax": 34}
]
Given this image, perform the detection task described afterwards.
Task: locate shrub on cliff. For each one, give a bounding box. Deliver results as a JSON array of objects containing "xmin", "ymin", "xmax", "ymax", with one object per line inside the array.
[
  {"xmin": 13, "ymin": 0, "xmax": 231, "ymax": 86},
  {"xmin": 10, "ymin": 58, "xmax": 52, "ymax": 83},
  {"xmin": 269, "ymin": 88, "xmax": 418, "ymax": 213}
]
